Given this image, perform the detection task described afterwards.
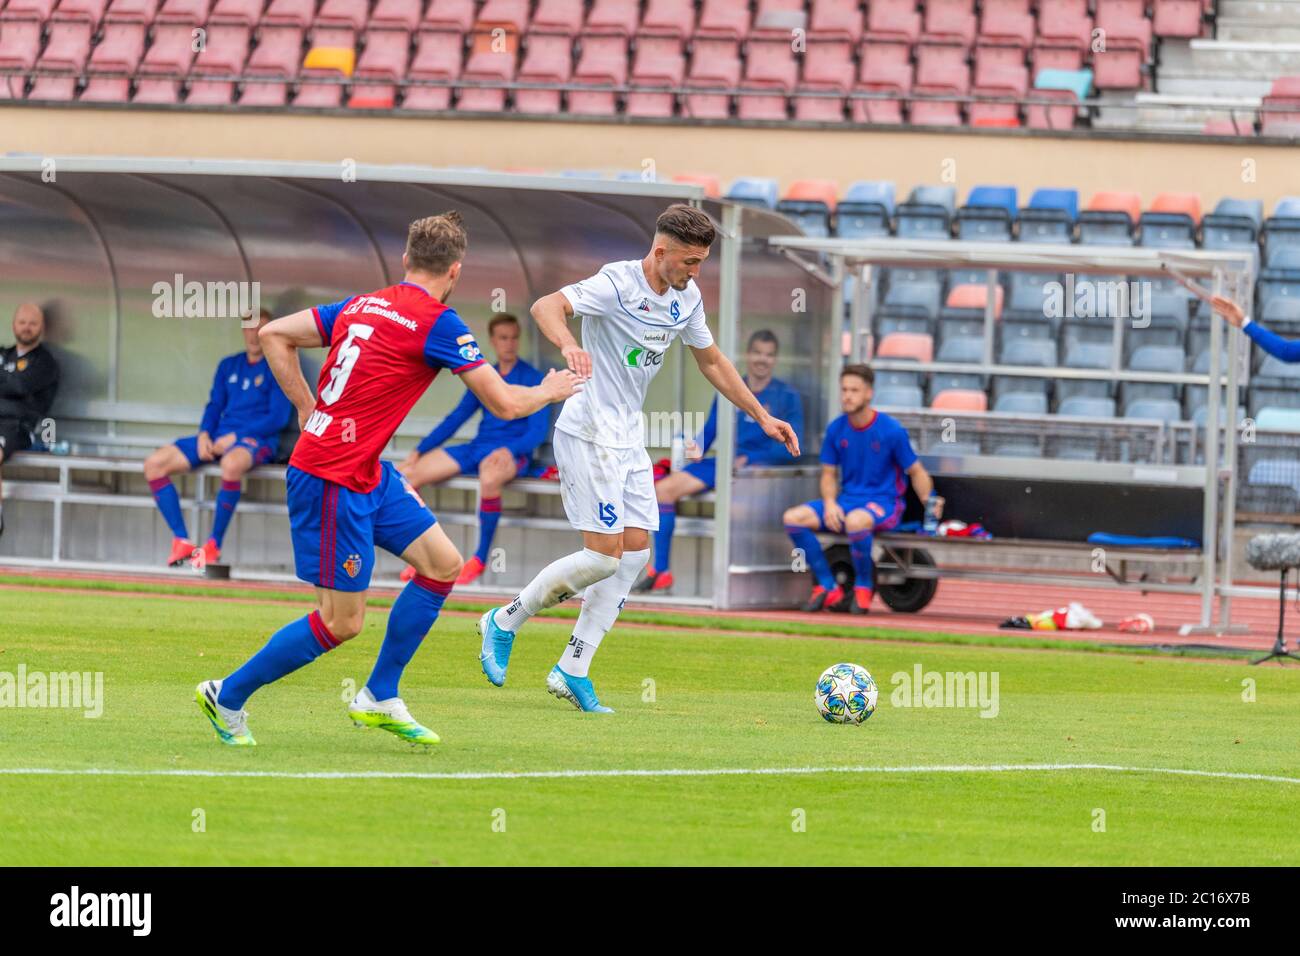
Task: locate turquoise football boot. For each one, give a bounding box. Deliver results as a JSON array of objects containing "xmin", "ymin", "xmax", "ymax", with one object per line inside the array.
[
  {"xmin": 546, "ymin": 665, "xmax": 614, "ymax": 714},
  {"xmin": 477, "ymin": 607, "xmax": 516, "ymax": 687}
]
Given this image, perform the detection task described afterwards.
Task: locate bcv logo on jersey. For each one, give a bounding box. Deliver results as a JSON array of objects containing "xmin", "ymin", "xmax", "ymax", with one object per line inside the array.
[
  {"xmin": 624, "ymin": 346, "xmax": 664, "ymax": 368},
  {"xmin": 597, "ymin": 502, "xmax": 618, "ymax": 527}
]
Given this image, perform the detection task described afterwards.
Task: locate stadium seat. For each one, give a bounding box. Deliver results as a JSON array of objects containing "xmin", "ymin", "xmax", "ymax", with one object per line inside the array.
[
  {"xmin": 80, "ymin": 76, "xmax": 131, "ymax": 100},
  {"xmin": 514, "ymin": 32, "xmax": 571, "ymax": 113},
  {"xmin": 355, "ymin": 29, "xmax": 411, "ymax": 85},
  {"xmin": 0, "ymin": 0, "xmax": 60, "ymax": 20},
  {"xmin": 313, "ymin": 0, "xmax": 367, "ymax": 31},
  {"xmin": 956, "ymin": 185, "xmax": 1017, "ymax": 243},
  {"xmin": 946, "ymin": 283, "xmax": 1004, "ymax": 319},
  {"xmin": 348, "ymin": 84, "xmax": 396, "ymax": 109},
  {"xmin": 475, "ymin": 0, "xmax": 530, "ymax": 37},
  {"xmin": 640, "ymin": 0, "xmax": 694, "ymax": 38},
  {"xmin": 0, "ymin": 20, "xmax": 42, "ymax": 76},
  {"xmin": 883, "ymin": 281, "xmax": 943, "ymax": 320},
  {"xmin": 696, "ymin": 0, "xmax": 749, "ymax": 39},
  {"xmin": 1261, "ymin": 76, "xmax": 1300, "ymax": 135},
  {"xmin": 185, "ymin": 79, "xmax": 235, "ymax": 103},
  {"xmin": 724, "ymin": 177, "xmax": 779, "ymax": 209},
  {"xmin": 1079, "ymin": 191, "xmax": 1141, "ymax": 246},
  {"xmin": 207, "ymin": 0, "xmax": 262, "ymax": 25},
  {"xmin": 776, "ymin": 180, "xmax": 837, "ymax": 237},
  {"xmin": 867, "ymin": 0, "xmax": 921, "ymax": 43},
  {"xmin": 1027, "ymin": 69, "xmax": 1089, "ymax": 130},
  {"xmin": 835, "ymin": 180, "xmax": 895, "ymax": 237},
  {"xmin": 1139, "ymin": 193, "xmax": 1202, "ymax": 249},
  {"xmin": 34, "ymin": 20, "xmax": 92, "ymax": 73},
  {"xmin": 133, "ymin": 77, "xmax": 181, "ymax": 102},
  {"xmin": 586, "ymin": 0, "xmax": 639, "ymax": 35},
  {"xmin": 626, "ymin": 34, "xmax": 683, "ymax": 117},
  {"xmin": 27, "ymin": 75, "xmax": 78, "ymax": 100},
  {"xmin": 1202, "ymin": 198, "xmax": 1263, "ymax": 250},
  {"xmin": 683, "ymin": 37, "xmax": 740, "ymax": 118},
  {"xmin": 153, "ymin": 0, "xmax": 207, "ymax": 24},
  {"xmin": 1059, "ymin": 341, "xmax": 1116, "ymax": 400},
  {"xmin": 245, "ymin": 25, "xmax": 304, "ymax": 78},
  {"xmin": 50, "ymin": 0, "xmax": 112, "ymax": 25},
  {"xmin": 87, "ymin": 21, "xmax": 146, "ymax": 74},
  {"xmin": 874, "ymin": 385, "xmax": 925, "ymax": 409},
  {"xmin": 238, "ymin": 78, "xmax": 289, "ymax": 105},
  {"xmin": 931, "ymin": 389, "xmax": 989, "ymax": 412},
  {"xmin": 671, "ymin": 173, "xmax": 720, "ymax": 198},
  {"xmin": 853, "ymin": 50, "xmax": 912, "ymax": 123},
  {"xmin": 797, "ymin": 39, "xmax": 853, "ymax": 121},
  {"xmin": 421, "ymin": 0, "xmax": 474, "ymax": 33},
  {"xmin": 190, "ymin": 23, "xmax": 250, "ymax": 75},
  {"xmin": 999, "ymin": 336, "xmax": 1057, "ymax": 367},
  {"xmin": 1124, "ymin": 398, "xmax": 1182, "ymax": 423},
  {"xmin": 1092, "ymin": 0, "xmax": 1151, "ymax": 90},
  {"xmin": 529, "ymin": 0, "xmax": 582, "ymax": 34},
  {"xmin": 1152, "ymin": 0, "xmax": 1203, "ymax": 39},
  {"xmin": 993, "ymin": 391, "xmax": 1049, "ymax": 415},
  {"xmin": 138, "ymin": 22, "xmax": 197, "ymax": 75},
  {"xmin": 936, "ymin": 334, "xmax": 984, "ymax": 365},
  {"xmin": 922, "ymin": 0, "xmax": 977, "ymax": 47},
  {"xmin": 1058, "ymin": 395, "xmax": 1116, "ymax": 418},
  {"xmin": 369, "ymin": 0, "xmax": 421, "ymax": 31},
  {"xmin": 1256, "ymin": 407, "xmax": 1300, "ymax": 432},
  {"xmin": 809, "ymin": 0, "xmax": 862, "ymax": 42},
  {"xmin": 876, "ymin": 332, "xmax": 934, "ymax": 363},
  {"xmin": 262, "ymin": 0, "xmax": 316, "ymax": 29}
]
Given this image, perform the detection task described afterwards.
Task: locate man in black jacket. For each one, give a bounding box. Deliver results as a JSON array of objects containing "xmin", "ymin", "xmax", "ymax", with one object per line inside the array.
[{"xmin": 0, "ymin": 303, "xmax": 61, "ymax": 536}]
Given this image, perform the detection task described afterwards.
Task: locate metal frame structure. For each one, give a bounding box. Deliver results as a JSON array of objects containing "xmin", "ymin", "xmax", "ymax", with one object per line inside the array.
[{"xmin": 767, "ymin": 235, "xmax": 1258, "ymax": 634}]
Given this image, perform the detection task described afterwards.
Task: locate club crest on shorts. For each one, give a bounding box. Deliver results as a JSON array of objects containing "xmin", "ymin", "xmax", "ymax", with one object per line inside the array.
[
  {"xmin": 597, "ymin": 501, "xmax": 617, "ymax": 527},
  {"xmin": 343, "ymin": 553, "xmax": 363, "ymax": 578}
]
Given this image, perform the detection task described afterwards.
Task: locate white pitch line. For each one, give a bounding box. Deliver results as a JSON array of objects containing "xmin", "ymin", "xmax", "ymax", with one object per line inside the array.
[{"xmin": 0, "ymin": 763, "xmax": 1298, "ymax": 785}]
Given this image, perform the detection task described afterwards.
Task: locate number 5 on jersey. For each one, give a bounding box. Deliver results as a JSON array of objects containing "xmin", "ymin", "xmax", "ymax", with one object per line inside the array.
[{"xmin": 307, "ymin": 323, "xmax": 374, "ymax": 436}]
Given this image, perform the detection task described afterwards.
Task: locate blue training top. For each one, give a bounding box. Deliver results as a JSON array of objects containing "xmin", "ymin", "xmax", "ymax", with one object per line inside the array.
[
  {"xmin": 200, "ymin": 352, "xmax": 294, "ymax": 440},
  {"xmin": 820, "ymin": 410, "xmax": 917, "ymax": 500},
  {"xmin": 698, "ymin": 377, "xmax": 805, "ymax": 465},
  {"xmin": 416, "ymin": 358, "xmax": 549, "ymax": 457},
  {"xmin": 1245, "ymin": 320, "xmax": 1300, "ymax": 362}
]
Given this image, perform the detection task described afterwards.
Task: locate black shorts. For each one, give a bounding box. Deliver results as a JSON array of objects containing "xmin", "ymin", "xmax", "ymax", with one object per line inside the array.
[{"xmin": 0, "ymin": 420, "xmax": 32, "ymax": 461}]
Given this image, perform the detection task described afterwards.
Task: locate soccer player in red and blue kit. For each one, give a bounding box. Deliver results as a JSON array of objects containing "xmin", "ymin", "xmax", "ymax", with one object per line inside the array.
[
  {"xmin": 143, "ymin": 308, "xmax": 293, "ymax": 568},
  {"xmin": 782, "ymin": 364, "xmax": 940, "ymax": 615},
  {"xmin": 195, "ymin": 212, "xmax": 581, "ymax": 747}
]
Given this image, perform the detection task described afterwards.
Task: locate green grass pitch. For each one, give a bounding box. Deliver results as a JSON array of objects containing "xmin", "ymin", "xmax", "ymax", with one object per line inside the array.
[{"xmin": 0, "ymin": 584, "xmax": 1297, "ymax": 866}]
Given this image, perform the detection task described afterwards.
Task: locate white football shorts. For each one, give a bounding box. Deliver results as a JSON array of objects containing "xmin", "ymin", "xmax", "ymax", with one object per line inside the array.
[{"xmin": 553, "ymin": 428, "xmax": 659, "ymax": 534}]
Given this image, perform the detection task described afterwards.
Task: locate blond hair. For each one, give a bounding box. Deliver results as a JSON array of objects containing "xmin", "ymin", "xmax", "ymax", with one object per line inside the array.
[{"xmin": 406, "ymin": 211, "xmax": 468, "ymax": 275}]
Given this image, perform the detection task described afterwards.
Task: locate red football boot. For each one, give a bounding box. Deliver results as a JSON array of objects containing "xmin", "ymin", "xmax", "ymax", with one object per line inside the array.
[
  {"xmin": 801, "ymin": 585, "xmax": 831, "ymax": 612},
  {"xmin": 167, "ymin": 537, "xmax": 197, "ymax": 567},
  {"xmin": 191, "ymin": 539, "xmax": 220, "ymax": 570},
  {"xmin": 649, "ymin": 569, "xmax": 674, "ymax": 592},
  {"xmin": 850, "ymin": 587, "xmax": 873, "ymax": 615},
  {"xmin": 456, "ymin": 555, "xmax": 485, "ymax": 584},
  {"xmin": 825, "ymin": 586, "xmax": 850, "ymax": 612}
]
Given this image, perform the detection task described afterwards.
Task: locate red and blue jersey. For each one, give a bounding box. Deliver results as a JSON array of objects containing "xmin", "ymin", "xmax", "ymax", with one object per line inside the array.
[
  {"xmin": 820, "ymin": 410, "xmax": 917, "ymax": 501},
  {"xmin": 200, "ymin": 352, "xmax": 293, "ymax": 441},
  {"xmin": 290, "ymin": 281, "xmax": 486, "ymax": 493}
]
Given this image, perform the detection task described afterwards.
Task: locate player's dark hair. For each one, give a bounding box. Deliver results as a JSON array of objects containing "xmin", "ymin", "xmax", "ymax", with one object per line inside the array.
[
  {"xmin": 406, "ymin": 211, "xmax": 468, "ymax": 276},
  {"xmin": 655, "ymin": 204, "xmax": 716, "ymax": 248},
  {"xmin": 488, "ymin": 313, "xmax": 520, "ymax": 336},
  {"xmin": 747, "ymin": 329, "xmax": 779, "ymax": 352},
  {"xmin": 841, "ymin": 364, "xmax": 874, "ymax": 387}
]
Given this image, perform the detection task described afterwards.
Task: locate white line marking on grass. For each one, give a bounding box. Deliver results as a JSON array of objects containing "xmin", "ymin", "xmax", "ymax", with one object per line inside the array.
[{"xmin": 0, "ymin": 763, "xmax": 1298, "ymax": 785}]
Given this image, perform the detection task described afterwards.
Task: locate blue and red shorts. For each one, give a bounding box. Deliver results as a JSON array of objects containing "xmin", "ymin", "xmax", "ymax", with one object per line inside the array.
[
  {"xmin": 286, "ymin": 460, "xmax": 436, "ymax": 592},
  {"xmin": 175, "ymin": 433, "xmax": 277, "ymax": 470},
  {"xmin": 804, "ymin": 494, "xmax": 905, "ymax": 533},
  {"xmin": 443, "ymin": 439, "xmax": 529, "ymax": 476},
  {"xmin": 681, "ymin": 457, "xmax": 717, "ymax": 489}
]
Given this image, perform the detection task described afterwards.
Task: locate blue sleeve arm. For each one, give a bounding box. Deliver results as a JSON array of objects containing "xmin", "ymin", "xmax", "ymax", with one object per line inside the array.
[
  {"xmin": 241, "ymin": 375, "xmax": 295, "ymax": 439},
  {"xmin": 508, "ymin": 403, "xmax": 551, "ymax": 457},
  {"xmin": 699, "ymin": 397, "xmax": 718, "ymax": 453},
  {"xmin": 1245, "ymin": 320, "xmax": 1300, "ymax": 362},
  {"xmin": 417, "ymin": 390, "xmax": 480, "ymax": 454},
  {"xmin": 199, "ymin": 362, "xmax": 227, "ymax": 435}
]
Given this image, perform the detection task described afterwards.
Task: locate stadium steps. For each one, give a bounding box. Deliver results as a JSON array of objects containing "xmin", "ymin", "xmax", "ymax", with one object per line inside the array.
[{"xmin": 1216, "ymin": 0, "xmax": 1300, "ymax": 42}]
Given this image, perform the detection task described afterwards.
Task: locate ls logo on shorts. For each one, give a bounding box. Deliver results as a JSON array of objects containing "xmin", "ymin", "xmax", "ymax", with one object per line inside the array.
[
  {"xmin": 597, "ymin": 502, "xmax": 618, "ymax": 527},
  {"xmin": 343, "ymin": 553, "xmax": 363, "ymax": 578}
]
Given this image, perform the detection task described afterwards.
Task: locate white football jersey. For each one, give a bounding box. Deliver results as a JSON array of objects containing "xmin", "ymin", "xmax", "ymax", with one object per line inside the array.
[{"xmin": 555, "ymin": 259, "xmax": 713, "ymax": 449}]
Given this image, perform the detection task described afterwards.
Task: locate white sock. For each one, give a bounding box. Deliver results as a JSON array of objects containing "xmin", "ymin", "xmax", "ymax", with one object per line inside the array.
[
  {"xmin": 559, "ymin": 548, "xmax": 649, "ymax": 678},
  {"xmin": 496, "ymin": 548, "xmax": 619, "ymax": 632}
]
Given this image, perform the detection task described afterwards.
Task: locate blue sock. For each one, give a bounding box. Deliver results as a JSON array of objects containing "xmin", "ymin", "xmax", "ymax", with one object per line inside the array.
[
  {"xmin": 210, "ymin": 479, "xmax": 241, "ymax": 548},
  {"xmin": 848, "ymin": 529, "xmax": 875, "ymax": 590},
  {"xmin": 474, "ymin": 496, "xmax": 501, "ymax": 564},
  {"xmin": 786, "ymin": 525, "xmax": 835, "ymax": 590},
  {"xmin": 653, "ymin": 504, "xmax": 676, "ymax": 574},
  {"xmin": 148, "ymin": 477, "xmax": 189, "ymax": 539},
  {"xmin": 218, "ymin": 611, "xmax": 340, "ymax": 710},
  {"xmin": 367, "ymin": 575, "xmax": 452, "ymax": 700}
]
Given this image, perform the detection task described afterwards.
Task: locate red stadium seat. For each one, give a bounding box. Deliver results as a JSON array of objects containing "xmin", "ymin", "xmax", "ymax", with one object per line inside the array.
[
  {"xmin": 877, "ymin": 332, "xmax": 934, "ymax": 363},
  {"xmin": 237, "ymin": 78, "xmax": 289, "ymax": 104},
  {"xmin": 922, "ymin": 0, "xmax": 977, "ymax": 47},
  {"xmin": 206, "ymin": 0, "xmax": 261, "ymax": 26},
  {"xmin": 797, "ymin": 39, "xmax": 853, "ymax": 121},
  {"xmin": 913, "ymin": 46, "xmax": 968, "ymax": 124},
  {"xmin": 102, "ymin": 0, "xmax": 157, "ymax": 22},
  {"xmin": 314, "ymin": 0, "xmax": 368, "ymax": 32},
  {"xmin": 974, "ymin": 45, "xmax": 1026, "ymax": 87},
  {"xmin": 1261, "ymin": 76, "xmax": 1300, "ymax": 134},
  {"xmin": 746, "ymin": 36, "xmax": 798, "ymax": 87},
  {"xmin": 475, "ymin": 0, "xmax": 529, "ymax": 36},
  {"xmin": 640, "ymin": 0, "xmax": 694, "ymax": 38},
  {"xmin": 1202, "ymin": 117, "xmax": 1254, "ymax": 136},
  {"xmin": 185, "ymin": 79, "xmax": 235, "ymax": 102},
  {"xmin": 568, "ymin": 31, "xmax": 625, "ymax": 114},
  {"xmin": 859, "ymin": 35, "xmax": 911, "ymax": 71},
  {"xmin": 1149, "ymin": 192, "xmax": 1203, "ymax": 224},
  {"xmin": 191, "ymin": 24, "xmax": 250, "ymax": 74},
  {"xmin": 261, "ymin": 0, "xmax": 314, "ymax": 29},
  {"xmin": 970, "ymin": 64, "xmax": 1025, "ymax": 126},
  {"xmin": 1034, "ymin": 0, "xmax": 1091, "ymax": 73},
  {"xmin": 531, "ymin": 0, "xmax": 582, "ymax": 35},
  {"xmin": 514, "ymin": 31, "xmax": 571, "ymax": 113},
  {"xmin": 0, "ymin": 19, "xmax": 43, "ymax": 71},
  {"xmin": 867, "ymin": 0, "xmax": 921, "ymax": 44},
  {"xmin": 370, "ymin": 0, "xmax": 420, "ymax": 31},
  {"xmin": 1, "ymin": 0, "xmax": 59, "ymax": 20},
  {"xmin": 244, "ymin": 25, "xmax": 303, "ymax": 77},
  {"xmin": 80, "ymin": 76, "xmax": 131, "ymax": 99},
  {"xmin": 42, "ymin": 20, "xmax": 94, "ymax": 73},
  {"xmin": 683, "ymin": 42, "xmax": 739, "ymax": 119},
  {"xmin": 1092, "ymin": 0, "xmax": 1151, "ymax": 90},
  {"xmin": 853, "ymin": 54, "xmax": 912, "ymax": 124},
  {"xmin": 138, "ymin": 22, "xmax": 197, "ymax": 74},
  {"xmin": 1024, "ymin": 87, "xmax": 1077, "ymax": 130},
  {"xmin": 27, "ymin": 75, "xmax": 78, "ymax": 99},
  {"xmin": 355, "ymin": 28, "xmax": 410, "ymax": 83},
  {"xmin": 625, "ymin": 34, "xmax": 683, "ymax": 117},
  {"xmin": 808, "ymin": 0, "xmax": 863, "ymax": 42},
  {"xmin": 785, "ymin": 179, "xmax": 838, "ymax": 209},
  {"xmin": 750, "ymin": 0, "xmax": 805, "ymax": 39},
  {"xmin": 409, "ymin": 28, "xmax": 462, "ymax": 80},
  {"xmin": 979, "ymin": 0, "xmax": 1033, "ymax": 47},
  {"xmin": 51, "ymin": 0, "xmax": 111, "ymax": 26},
  {"xmin": 586, "ymin": 0, "xmax": 638, "ymax": 36},
  {"xmin": 671, "ymin": 173, "xmax": 721, "ymax": 198},
  {"xmin": 348, "ymin": 83, "xmax": 395, "ymax": 108},
  {"xmin": 1153, "ymin": 0, "xmax": 1203, "ymax": 38},
  {"xmin": 931, "ymin": 389, "xmax": 988, "ymax": 411},
  {"xmin": 133, "ymin": 77, "xmax": 181, "ymax": 102},
  {"xmin": 947, "ymin": 283, "xmax": 1004, "ymax": 315},
  {"xmin": 916, "ymin": 41, "xmax": 968, "ymax": 86},
  {"xmin": 153, "ymin": 0, "xmax": 207, "ymax": 24},
  {"xmin": 1087, "ymin": 190, "xmax": 1143, "ymax": 226},
  {"xmin": 292, "ymin": 80, "xmax": 342, "ymax": 107},
  {"xmin": 695, "ymin": 0, "xmax": 749, "ymax": 40},
  {"xmin": 87, "ymin": 21, "xmax": 146, "ymax": 72},
  {"xmin": 420, "ymin": 0, "xmax": 474, "ymax": 33},
  {"xmin": 400, "ymin": 85, "xmax": 451, "ymax": 110}
]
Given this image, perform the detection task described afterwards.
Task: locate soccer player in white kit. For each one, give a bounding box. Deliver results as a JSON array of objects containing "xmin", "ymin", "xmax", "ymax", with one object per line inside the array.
[{"xmin": 477, "ymin": 204, "xmax": 801, "ymax": 711}]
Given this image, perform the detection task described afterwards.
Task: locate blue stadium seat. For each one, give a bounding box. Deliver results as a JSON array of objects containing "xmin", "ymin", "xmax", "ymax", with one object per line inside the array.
[
  {"xmin": 1202, "ymin": 198, "xmax": 1263, "ymax": 250},
  {"xmin": 1257, "ymin": 247, "xmax": 1300, "ymax": 305},
  {"xmin": 1254, "ymin": 354, "xmax": 1300, "ymax": 384},
  {"xmin": 1248, "ymin": 383, "xmax": 1300, "ymax": 416},
  {"xmin": 874, "ymin": 385, "xmax": 925, "ymax": 409},
  {"xmin": 928, "ymin": 371, "xmax": 985, "ymax": 397},
  {"xmin": 1034, "ymin": 69, "xmax": 1092, "ymax": 105},
  {"xmin": 998, "ymin": 336, "xmax": 1058, "ymax": 367},
  {"xmin": 1257, "ymin": 407, "xmax": 1300, "ymax": 431},
  {"xmin": 896, "ymin": 185, "xmax": 955, "ymax": 238},
  {"xmin": 992, "ymin": 374, "xmax": 1050, "ymax": 399},
  {"xmin": 1139, "ymin": 213, "xmax": 1197, "ymax": 249},
  {"xmin": 993, "ymin": 391, "xmax": 1049, "ymax": 415},
  {"xmin": 1018, "ymin": 188, "xmax": 1078, "ymax": 244},
  {"xmin": 836, "ymin": 180, "xmax": 895, "ymax": 237},
  {"xmin": 874, "ymin": 368, "xmax": 924, "ymax": 390},
  {"xmin": 725, "ymin": 177, "xmax": 780, "ymax": 209},
  {"xmin": 881, "ymin": 281, "xmax": 943, "ymax": 319},
  {"xmin": 877, "ymin": 314, "xmax": 933, "ymax": 337},
  {"xmin": 1059, "ymin": 340, "xmax": 1115, "ymax": 399},
  {"xmin": 955, "ymin": 186, "xmax": 1016, "ymax": 243},
  {"xmin": 1057, "ymin": 395, "xmax": 1117, "ymax": 418},
  {"xmin": 1124, "ymin": 398, "xmax": 1182, "ymax": 423},
  {"xmin": 936, "ymin": 335, "xmax": 985, "ymax": 364},
  {"xmin": 1263, "ymin": 201, "xmax": 1300, "ymax": 267}
]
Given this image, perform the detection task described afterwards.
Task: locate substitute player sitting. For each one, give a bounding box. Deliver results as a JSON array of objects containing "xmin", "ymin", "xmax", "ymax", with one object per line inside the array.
[
  {"xmin": 143, "ymin": 308, "xmax": 292, "ymax": 568},
  {"xmin": 194, "ymin": 212, "xmax": 580, "ymax": 748},
  {"xmin": 635, "ymin": 328, "xmax": 805, "ymax": 594},
  {"xmin": 783, "ymin": 364, "xmax": 940, "ymax": 615},
  {"xmin": 397, "ymin": 313, "xmax": 548, "ymax": 585}
]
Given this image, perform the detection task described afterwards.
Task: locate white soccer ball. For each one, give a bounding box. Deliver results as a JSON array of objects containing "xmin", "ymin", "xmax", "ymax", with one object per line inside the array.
[{"xmin": 815, "ymin": 662, "xmax": 878, "ymax": 724}]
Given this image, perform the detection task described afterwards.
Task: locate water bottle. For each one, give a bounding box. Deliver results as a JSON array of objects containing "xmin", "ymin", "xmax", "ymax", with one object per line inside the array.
[
  {"xmin": 50, "ymin": 440, "xmax": 70, "ymax": 456},
  {"xmin": 923, "ymin": 494, "xmax": 940, "ymax": 534},
  {"xmin": 670, "ymin": 435, "xmax": 685, "ymax": 472}
]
